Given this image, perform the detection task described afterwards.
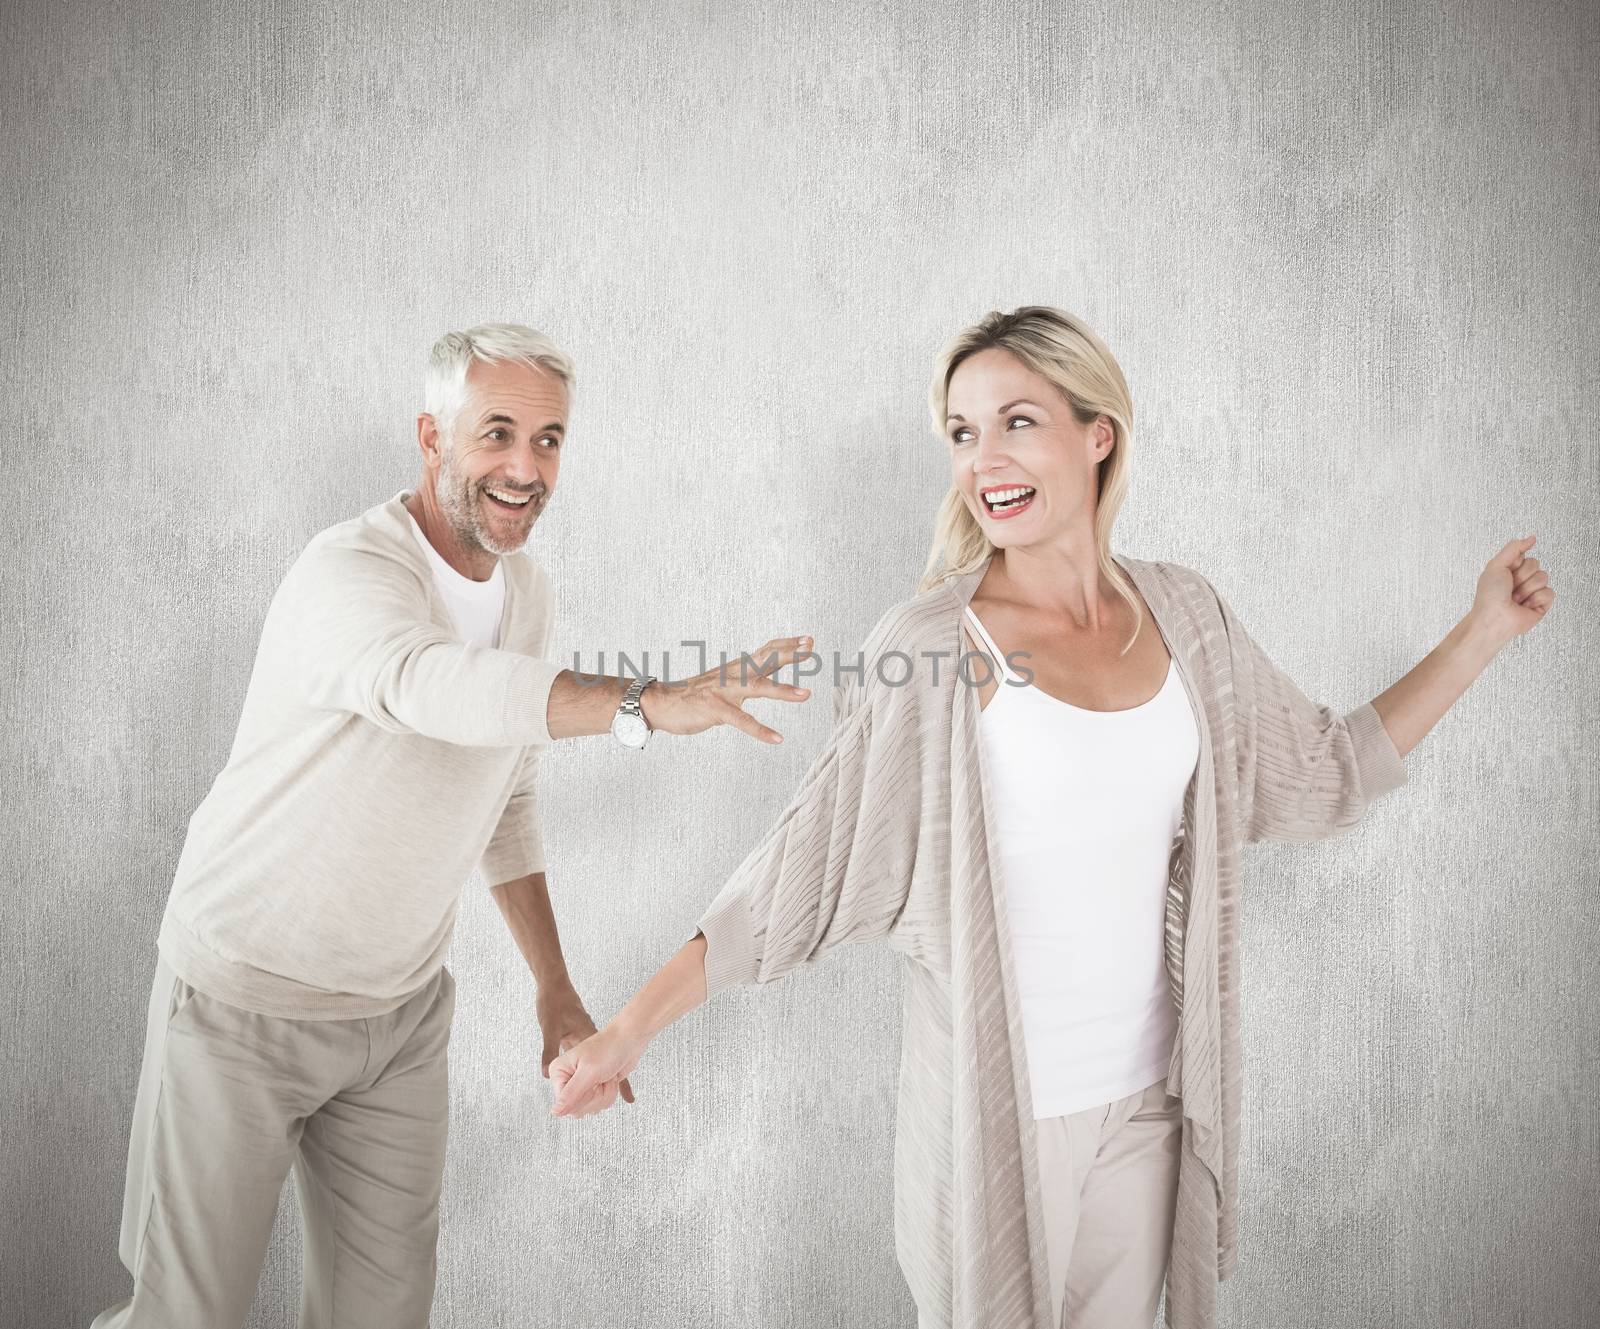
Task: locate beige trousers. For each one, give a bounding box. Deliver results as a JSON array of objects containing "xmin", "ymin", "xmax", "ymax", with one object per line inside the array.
[
  {"xmin": 916, "ymin": 1076, "xmax": 1183, "ymax": 1329},
  {"xmin": 1034, "ymin": 1075, "xmax": 1184, "ymax": 1329},
  {"xmin": 91, "ymin": 955, "xmax": 454, "ymax": 1329}
]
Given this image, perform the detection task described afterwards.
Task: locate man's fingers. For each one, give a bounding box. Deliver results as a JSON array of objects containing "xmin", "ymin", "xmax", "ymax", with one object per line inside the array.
[
  {"xmin": 706, "ymin": 637, "xmax": 813, "ymax": 689},
  {"xmin": 740, "ymin": 636, "xmax": 815, "ymax": 681},
  {"xmin": 747, "ymin": 674, "xmax": 811, "ymax": 704},
  {"xmin": 715, "ymin": 697, "xmax": 783, "ymax": 745}
]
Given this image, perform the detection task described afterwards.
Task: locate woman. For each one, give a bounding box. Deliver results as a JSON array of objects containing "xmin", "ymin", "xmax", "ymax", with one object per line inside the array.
[{"xmin": 549, "ymin": 306, "xmax": 1555, "ymax": 1329}]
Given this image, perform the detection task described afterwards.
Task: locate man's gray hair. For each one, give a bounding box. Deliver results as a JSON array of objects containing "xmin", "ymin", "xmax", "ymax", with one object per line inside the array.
[{"xmin": 424, "ymin": 323, "xmax": 577, "ymax": 437}]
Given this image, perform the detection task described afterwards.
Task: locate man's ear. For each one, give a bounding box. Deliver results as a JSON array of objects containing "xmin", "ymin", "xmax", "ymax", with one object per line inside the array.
[{"xmin": 417, "ymin": 413, "xmax": 444, "ymax": 466}]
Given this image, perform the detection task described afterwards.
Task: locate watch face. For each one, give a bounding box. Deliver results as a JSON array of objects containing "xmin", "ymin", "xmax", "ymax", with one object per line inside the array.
[{"xmin": 613, "ymin": 710, "xmax": 650, "ymax": 749}]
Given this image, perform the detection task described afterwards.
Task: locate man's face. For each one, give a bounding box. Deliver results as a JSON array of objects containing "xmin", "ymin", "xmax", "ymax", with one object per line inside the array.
[{"xmin": 431, "ymin": 359, "xmax": 567, "ymax": 556}]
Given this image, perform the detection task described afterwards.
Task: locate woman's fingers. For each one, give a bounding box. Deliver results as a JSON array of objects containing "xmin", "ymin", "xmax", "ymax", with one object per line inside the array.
[
  {"xmin": 559, "ymin": 1079, "xmax": 599, "ymax": 1118},
  {"xmin": 1515, "ymin": 570, "xmax": 1549, "ymax": 603},
  {"xmin": 551, "ymin": 1056, "xmax": 631, "ymax": 1118},
  {"xmin": 551, "ymin": 1053, "xmax": 602, "ymax": 1115},
  {"xmin": 569, "ymin": 1076, "xmax": 623, "ymax": 1118},
  {"xmin": 1495, "ymin": 535, "xmax": 1537, "ymax": 568},
  {"xmin": 1475, "ymin": 537, "xmax": 1554, "ymax": 636}
]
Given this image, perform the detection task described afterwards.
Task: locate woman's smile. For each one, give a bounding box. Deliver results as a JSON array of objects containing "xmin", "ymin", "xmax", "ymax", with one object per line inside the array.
[{"xmin": 980, "ymin": 483, "xmax": 1037, "ymax": 519}]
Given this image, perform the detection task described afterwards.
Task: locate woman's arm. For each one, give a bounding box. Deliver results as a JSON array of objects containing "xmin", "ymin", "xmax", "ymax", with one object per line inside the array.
[
  {"xmin": 1211, "ymin": 535, "xmax": 1554, "ymax": 844},
  {"xmin": 1366, "ymin": 535, "xmax": 1552, "ymax": 756},
  {"xmin": 548, "ymin": 935, "xmax": 709, "ymax": 1117},
  {"xmin": 549, "ymin": 603, "xmax": 933, "ymax": 1117},
  {"xmin": 549, "ymin": 702, "xmax": 893, "ymax": 1117}
]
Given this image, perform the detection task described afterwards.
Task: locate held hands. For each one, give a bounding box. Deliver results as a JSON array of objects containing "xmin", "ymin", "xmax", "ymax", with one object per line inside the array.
[
  {"xmin": 538, "ymin": 984, "xmax": 635, "ymax": 1108},
  {"xmin": 548, "ymin": 933, "xmax": 706, "ymax": 1119},
  {"xmin": 548, "ymin": 1021, "xmax": 648, "ymax": 1119},
  {"xmin": 639, "ymin": 635, "xmax": 814, "ymax": 745},
  {"xmin": 1472, "ymin": 536, "xmax": 1556, "ymax": 642}
]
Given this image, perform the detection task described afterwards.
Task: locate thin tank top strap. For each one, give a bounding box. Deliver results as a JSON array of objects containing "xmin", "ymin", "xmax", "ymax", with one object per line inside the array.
[{"xmin": 962, "ymin": 604, "xmax": 1023, "ymax": 684}]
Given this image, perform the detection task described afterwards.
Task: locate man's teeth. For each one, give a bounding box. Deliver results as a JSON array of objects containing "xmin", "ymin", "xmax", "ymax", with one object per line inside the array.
[
  {"xmin": 484, "ymin": 487, "xmax": 532, "ymax": 507},
  {"xmin": 984, "ymin": 486, "xmax": 1035, "ymax": 510}
]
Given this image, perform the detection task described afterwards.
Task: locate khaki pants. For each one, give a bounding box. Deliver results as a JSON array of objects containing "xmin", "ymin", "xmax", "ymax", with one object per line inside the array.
[
  {"xmin": 91, "ymin": 955, "xmax": 455, "ymax": 1329},
  {"xmin": 916, "ymin": 1077, "xmax": 1183, "ymax": 1329},
  {"xmin": 1035, "ymin": 1076, "xmax": 1184, "ymax": 1329}
]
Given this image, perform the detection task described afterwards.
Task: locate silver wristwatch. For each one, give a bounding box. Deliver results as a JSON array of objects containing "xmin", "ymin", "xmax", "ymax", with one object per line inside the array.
[{"xmin": 611, "ymin": 675, "xmax": 656, "ymax": 749}]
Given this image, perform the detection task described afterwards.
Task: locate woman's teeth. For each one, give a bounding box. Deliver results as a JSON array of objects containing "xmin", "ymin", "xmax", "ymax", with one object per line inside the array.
[
  {"xmin": 983, "ymin": 486, "xmax": 1035, "ymax": 513},
  {"xmin": 484, "ymin": 486, "xmax": 532, "ymax": 508}
]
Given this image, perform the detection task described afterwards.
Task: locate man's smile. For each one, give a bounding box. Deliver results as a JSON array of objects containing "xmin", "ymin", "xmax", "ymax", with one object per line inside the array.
[{"xmin": 482, "ymin": 483, "xmax": 538, "ymax": 512}]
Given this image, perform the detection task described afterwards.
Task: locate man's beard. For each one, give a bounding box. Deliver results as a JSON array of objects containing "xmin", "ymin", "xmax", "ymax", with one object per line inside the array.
[{"xmin": 437, "ymin": 438, "xmax": 539, "ymax": 557}]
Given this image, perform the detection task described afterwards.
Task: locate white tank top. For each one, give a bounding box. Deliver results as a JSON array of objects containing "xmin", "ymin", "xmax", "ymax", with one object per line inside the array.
[{"xmin": 965, "ymin": 603, "xmax": 1200, "ymax": 1120}]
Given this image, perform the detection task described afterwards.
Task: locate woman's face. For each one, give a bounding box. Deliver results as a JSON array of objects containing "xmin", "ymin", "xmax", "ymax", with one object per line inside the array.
[{"xmin": 943, "ymin": 347, "xmax": 1110, "ymax": 550}]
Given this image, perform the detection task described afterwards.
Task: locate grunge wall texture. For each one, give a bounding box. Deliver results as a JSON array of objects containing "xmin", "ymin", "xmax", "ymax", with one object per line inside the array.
[{"xmin": 3, "ymin": 0, "xmax": 1596, "ymax": 1325}]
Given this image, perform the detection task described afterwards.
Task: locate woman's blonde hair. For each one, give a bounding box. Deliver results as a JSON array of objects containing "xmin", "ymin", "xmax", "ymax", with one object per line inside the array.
[{"xmin": 918, "ymin": 305, "xmax": 1143, "ymax": 655}]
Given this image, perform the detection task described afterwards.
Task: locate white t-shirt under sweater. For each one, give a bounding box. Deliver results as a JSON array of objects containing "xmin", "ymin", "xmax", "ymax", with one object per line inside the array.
[
  {"xmin": 406, "ymin": 508, "xmax": 505, "ymax": 648},
  {"xmin": 965, "ymin": 603, "xmax": 1201, "ymax": 1119},
  {"xmin": 156, "ymin": 491, "xmax": 562, "ymax": 1020}
]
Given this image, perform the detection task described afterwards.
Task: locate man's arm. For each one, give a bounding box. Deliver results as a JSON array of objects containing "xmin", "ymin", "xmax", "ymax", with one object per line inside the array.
[
  {"xmin": 285, "ymin": 543, "xmax": 813, "ymax": 745},
  {"xmin": 491, "ymin": 871, "xmax": 635, "ymax": 1103},
  {"xmin": 545, "ymin": 637, "xmax": 814, "ymax": 743}
]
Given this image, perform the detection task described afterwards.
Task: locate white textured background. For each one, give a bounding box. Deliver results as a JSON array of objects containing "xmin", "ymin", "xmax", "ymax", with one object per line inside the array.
[{"xmin": 4, "ymin": 0, "xmax": 1597, "ymax": 1326}]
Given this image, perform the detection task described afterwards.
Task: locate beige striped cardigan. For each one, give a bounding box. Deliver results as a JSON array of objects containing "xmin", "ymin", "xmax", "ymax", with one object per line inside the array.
[{"xmin": 695, "ymin": 553, "xmax": 1410, "ymax": 1329}]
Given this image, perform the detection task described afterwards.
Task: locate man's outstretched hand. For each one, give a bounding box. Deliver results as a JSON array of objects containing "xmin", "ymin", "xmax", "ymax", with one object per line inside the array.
[{"xmin": 640, "ymin": 635, "xmax": 814, "ymax": 744}]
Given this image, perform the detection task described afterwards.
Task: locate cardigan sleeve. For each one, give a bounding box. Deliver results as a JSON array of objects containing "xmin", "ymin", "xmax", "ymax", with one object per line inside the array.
[
  {"xmin": 1208, "ymin": 579, "xmax": 1408, "ymax": 844},
  {"xmin": 693, "ymin": 625, "xmax": 921, "ymax": 1000}
]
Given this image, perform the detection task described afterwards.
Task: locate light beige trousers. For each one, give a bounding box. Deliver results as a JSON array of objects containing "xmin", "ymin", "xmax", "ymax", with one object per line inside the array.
[
  {"xmin": 1035, "ymin": 1075, "xmax": 1184, "ymax": 1329},
  {"xmin": 91, "ymin": 955, "xmax": 454, "ymax": 1329},
  {"xmin": 917, "ymin": 1075, "xmax": 1183, "ymax": 1329}
]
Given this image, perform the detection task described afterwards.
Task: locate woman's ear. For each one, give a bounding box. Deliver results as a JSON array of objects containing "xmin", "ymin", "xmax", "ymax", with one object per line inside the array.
[{"xmin": 1093, "ymin": 415, "xmax": 1115, "ymax": 461}]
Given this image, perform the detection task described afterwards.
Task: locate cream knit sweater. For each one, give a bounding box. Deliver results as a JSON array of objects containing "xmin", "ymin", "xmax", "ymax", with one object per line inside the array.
[{"xmin": 157, "ymin": 491, "xmax": 562, "ymax": 1019}]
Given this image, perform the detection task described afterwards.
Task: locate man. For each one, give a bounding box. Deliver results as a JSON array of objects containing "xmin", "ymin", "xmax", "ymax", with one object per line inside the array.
[{"xmin": 90, "ymin": 323, "xmax": 813, "ymax": 1328}]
